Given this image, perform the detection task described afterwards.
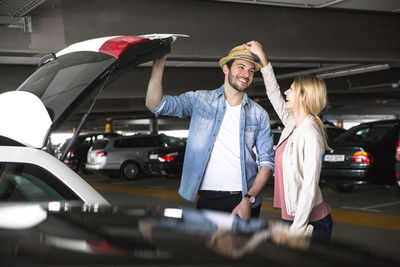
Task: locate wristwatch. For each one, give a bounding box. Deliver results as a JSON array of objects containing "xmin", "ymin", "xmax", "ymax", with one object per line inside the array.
[{"xmin": 244, "ymin": 193, "xmax": 255, "ymax": 204}]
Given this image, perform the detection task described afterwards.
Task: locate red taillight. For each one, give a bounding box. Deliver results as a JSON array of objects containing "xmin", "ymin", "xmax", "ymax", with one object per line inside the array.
[
  {"xmin": 352, "ymin": 152, "xmax": 373, "ymax": 164},
  {"xmin": 67, "ymin": 148, "xmax": 75, "ymax": 157},
  {"xmin": 95, "ymin": 150, "xmax": 108, "ymax": 157},
  {"xmin": 396, "ymin": 140, "xmax": 400, "ymax": 162},
  {"xmin": 159, "ymin": 152, "xmax": 178, "ymax": 162},
  {"xmin": 88, "ymin": 240, "xmax": 125, "ymax": 255},
  {"xmin": 99, "ymin": 36, "xmax": 149, "ymax": 59}
]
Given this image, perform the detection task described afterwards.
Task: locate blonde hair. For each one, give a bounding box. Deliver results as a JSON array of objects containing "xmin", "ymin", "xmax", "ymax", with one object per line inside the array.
[{"xmin": 293, "ymin": 76, "xmax": 330, "ymax": 150}]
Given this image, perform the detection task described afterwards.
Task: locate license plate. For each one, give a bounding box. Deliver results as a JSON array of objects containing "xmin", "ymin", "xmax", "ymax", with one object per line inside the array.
[
  {"xmin": 149, "ymin": 154, "xmax": 158, "ymax": 160},
  {"xmin": 324, "ymin": 154, "xmax": 345, "ymax": 162}
]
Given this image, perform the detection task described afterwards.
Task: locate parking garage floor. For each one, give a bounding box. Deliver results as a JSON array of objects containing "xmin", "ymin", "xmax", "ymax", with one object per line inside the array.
[{"xmin": 82, "ymin": 173, "xmax": 400, "ymax": 260}]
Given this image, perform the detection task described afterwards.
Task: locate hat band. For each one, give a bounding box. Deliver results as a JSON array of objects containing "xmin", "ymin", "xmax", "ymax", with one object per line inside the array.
[{"xmin": 233, "ymin": 55, "xmax": 255, "ymax": 61}]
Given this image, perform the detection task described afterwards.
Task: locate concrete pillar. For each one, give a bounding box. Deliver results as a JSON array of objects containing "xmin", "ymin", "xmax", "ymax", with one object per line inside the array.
[{"xmin": 149, "ymin": 118, "xmax": 158, "ymax": 134}]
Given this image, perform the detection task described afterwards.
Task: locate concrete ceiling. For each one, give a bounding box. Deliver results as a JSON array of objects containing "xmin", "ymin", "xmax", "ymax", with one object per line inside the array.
[{"xmin": 0, "ymin": 0, "xmax": 399, "ymax": 133}]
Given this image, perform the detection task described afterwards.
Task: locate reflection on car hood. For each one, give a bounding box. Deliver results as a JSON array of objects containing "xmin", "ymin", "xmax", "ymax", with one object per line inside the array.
[{"xmin": 0, "ymin": 202, "xmax": 398, "ymax": 266}]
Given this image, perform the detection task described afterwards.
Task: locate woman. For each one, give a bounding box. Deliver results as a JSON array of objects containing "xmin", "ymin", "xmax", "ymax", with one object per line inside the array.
[{"xmin": 245, "ymin": 41, "xmax": 333, "ymax": 240}]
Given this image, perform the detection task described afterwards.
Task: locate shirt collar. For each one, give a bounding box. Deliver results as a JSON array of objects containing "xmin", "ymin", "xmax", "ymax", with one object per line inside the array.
[{"xmin": 217, "ymin": 85, "xmax": 250, "ymax": 108}]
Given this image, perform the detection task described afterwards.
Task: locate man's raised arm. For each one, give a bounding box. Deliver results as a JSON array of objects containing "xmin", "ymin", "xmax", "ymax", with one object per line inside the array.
[{"xmin": 145, "ymin": 56, "xmax": 167, "ymax": 110}]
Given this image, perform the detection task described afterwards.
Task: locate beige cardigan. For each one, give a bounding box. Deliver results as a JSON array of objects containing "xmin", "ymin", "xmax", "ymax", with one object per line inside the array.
[{"xmin": 261, "ymin": 64, "xmax": 325, "ymax": 236}]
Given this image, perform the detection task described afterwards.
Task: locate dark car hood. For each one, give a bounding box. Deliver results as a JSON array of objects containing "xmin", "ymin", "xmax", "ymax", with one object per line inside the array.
[
  {"xmin": 9, "ymin": 34, "xmax": 183, "ymax": 148},
  {"xmin": 0, "ymin": 202, "xmax": 398, "ymax": 266}
]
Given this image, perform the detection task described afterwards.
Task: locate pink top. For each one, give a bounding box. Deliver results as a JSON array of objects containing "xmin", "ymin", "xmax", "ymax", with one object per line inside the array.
[{"xmin": 274, "ymin": 135, "xmax": 331, "ymax": 221}]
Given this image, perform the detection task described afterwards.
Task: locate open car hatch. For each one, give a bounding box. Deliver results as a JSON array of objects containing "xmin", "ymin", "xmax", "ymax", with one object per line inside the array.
[{"xmin": 0, "ymin": 34, "xmax": 187, "ymax": 148}]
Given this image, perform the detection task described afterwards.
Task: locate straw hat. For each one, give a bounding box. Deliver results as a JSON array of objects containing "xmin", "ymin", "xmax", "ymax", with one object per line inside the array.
[{"xmin": 219, "ymin": 45, "xmax": 261, "ymax": 72}]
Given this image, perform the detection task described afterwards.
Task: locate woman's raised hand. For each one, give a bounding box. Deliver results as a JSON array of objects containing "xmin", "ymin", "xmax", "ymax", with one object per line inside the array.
[{"xmin": 244, "ymin": 41, "xmax": 268, "ymax": 67}]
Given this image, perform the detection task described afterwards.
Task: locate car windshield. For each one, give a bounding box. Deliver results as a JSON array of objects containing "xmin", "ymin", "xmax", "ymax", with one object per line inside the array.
[{"xmin": 16, "ymin": 51, "xmax": 115, "ymax": 123}]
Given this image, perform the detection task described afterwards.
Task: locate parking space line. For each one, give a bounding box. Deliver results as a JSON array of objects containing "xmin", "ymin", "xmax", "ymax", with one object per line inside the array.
[
  {"xmin": 363, "ymin": 201, "xmax": 400, "ymax": 209},
  {"xmin": 341, "ymin": 201, "xmax": 400, "ymax": 213},
  {"xmin": 91, "ymin": 182, "xmax": 400, "ymax": 231},
  {"xmin": 341, "ymin": 206, "xmax": 381, "ymax": 213}
]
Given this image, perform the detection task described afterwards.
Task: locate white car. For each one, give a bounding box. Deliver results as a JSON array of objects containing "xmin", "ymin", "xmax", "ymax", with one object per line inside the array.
[{"xmin": 0, "ymin": 34, "xmax": 185, "ymax": 204}]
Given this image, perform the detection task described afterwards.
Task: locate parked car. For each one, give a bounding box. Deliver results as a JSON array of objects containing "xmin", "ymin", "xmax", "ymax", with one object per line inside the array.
[
  {"xmin": 86, "ymin": 134, "xmax": 180, "ymax": 180},
  {"xmin": 0, "ymin": 34, "xmax": 183, "ymax": 204},
  {"xmin": 55, "ymin": 132, "xmax": 120, "ymax": 173},
  {"xmin": 146, "ymin": 137, "xmax": 186, "ymax": 178},
  {"xmin": 324, "ymin": 121, "xmax": 346, "ymax": 145},
  {"xmin": 0, "ymin": 142, "xmax": 108, "ymax": 204},
  {"xmin": 270, "ymin": 122, "xmax": 345, "ymax": 150},
  {"xmin": 396, "ymin": 145, "xmax": 400, "ymax": 195},
  {"xmin": 321, "ymin": 120, "xmax": 400, "ymax": 194},
  {"xmin": 271, "ymin": 127, "xmax": 283, "ymax": 151}
]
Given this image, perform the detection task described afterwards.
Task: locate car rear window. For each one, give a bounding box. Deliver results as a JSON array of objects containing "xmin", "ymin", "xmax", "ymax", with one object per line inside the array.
[
  {"xmin": 333, "ymin": 124, "xmax": 396, "ymax": 145},
  {"xmin": 17, "ymin": 52, "xmax": 115, "ymax": 123},
  {"xmin": 160, "ymin": 136, "xmax": 186, "ymax": 147},
  {"xmin": 92, "ymin": 140, "xmax": 108, "ymax": 150}
]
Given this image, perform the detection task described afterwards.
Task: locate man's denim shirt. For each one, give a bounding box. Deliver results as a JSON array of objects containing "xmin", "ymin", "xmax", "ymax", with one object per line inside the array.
[{"xmin": 151, "ymin": 85, "xmax": 275, "ymax": 206}]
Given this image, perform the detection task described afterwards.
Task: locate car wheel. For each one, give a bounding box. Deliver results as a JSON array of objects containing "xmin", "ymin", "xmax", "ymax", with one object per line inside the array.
[
  {"xmin": 121, "ymin": 162, "xmax": 139, "ymax": 180},
  {"xmin": 330, "ymin": 184, "xmax": 354, "ymax": 193}
]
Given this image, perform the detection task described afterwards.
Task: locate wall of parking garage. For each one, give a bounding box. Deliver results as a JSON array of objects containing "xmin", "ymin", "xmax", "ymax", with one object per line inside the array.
[{"xmin": 1, "ymin": 0, "xmax": 400, "ymax": 132}]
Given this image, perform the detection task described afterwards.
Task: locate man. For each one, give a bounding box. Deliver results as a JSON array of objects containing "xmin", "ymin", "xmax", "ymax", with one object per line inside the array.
[{"xmin": 146, "ymin": 45, "xmax": 274, "ymax": 219}]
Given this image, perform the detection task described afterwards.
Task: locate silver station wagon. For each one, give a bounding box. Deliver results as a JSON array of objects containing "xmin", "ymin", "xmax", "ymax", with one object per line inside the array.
[{"xmin": 86, "ymin": 134, "xmax": 179, "ymax": 180}]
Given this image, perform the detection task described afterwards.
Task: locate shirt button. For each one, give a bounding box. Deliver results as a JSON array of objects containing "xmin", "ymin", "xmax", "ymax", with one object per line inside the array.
[{"xmin": 218, "ymin": 120, "xmax": 221, "ymax": 123}]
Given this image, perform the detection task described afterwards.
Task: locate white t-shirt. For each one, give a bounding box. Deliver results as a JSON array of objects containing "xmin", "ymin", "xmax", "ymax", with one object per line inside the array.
[{"xmin": 200, "ymin": 101, "xmax": 242, "ymax": 191}]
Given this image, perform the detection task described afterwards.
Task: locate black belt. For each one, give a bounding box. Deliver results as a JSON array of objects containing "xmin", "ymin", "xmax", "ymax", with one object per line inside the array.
[{"xmin": 198, "ymin": 190, "xmax": 242, "ymax": 195}]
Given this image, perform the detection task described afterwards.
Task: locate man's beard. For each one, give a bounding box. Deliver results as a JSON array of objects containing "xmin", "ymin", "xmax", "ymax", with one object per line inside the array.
[{"xmin": 228, "ymin": 72, "xmax": 251, "ymax": 92}]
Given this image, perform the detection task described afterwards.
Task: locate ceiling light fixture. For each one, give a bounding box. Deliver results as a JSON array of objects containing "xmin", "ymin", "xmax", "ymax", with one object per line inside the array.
[
  {"xmin": 212, "ymin": 0, "xmax": 345, "ymax": 9},
  {"xmin": 316, "ymin": 64, "xmax": 390, "ymax": 79}
]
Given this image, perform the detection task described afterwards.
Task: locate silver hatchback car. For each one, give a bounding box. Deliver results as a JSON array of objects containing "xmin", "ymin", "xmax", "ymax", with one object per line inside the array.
[{"xmin": 86, "ymin": 134, "xmax": 179, "ymax": 180}]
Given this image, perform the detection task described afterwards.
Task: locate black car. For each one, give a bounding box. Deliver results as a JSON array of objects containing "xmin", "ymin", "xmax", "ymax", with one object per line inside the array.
[
  {"xmin": 321, "ymin": 120, "xmax": 400, "ymax": 194},
  {"xmin": 1, "ymin": 202, "xmax": 398, "ymax": 266},
  {"xmin": 56, "ymin": 132, "xmax": 120, "ymax": 173},
  {"xmin": 324, "ymin": 121, "xmax": 346, "ymax": 145},
  {"xmin": 146, "ymin": 137, "xmax": 186, "ymax": 178},
  {"xmin": 271, "ymin": 122, "xmax": 345, "ymax": 150}
]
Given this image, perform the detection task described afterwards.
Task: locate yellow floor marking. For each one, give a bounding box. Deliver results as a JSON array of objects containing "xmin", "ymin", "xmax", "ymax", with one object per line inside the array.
[
  {"xmin": 331, "ymin": 209, "xmax": 400, "ymax": 231},
  {"xmin": 91, "ymin": 182, "xmax": 181, "ymax": 200},
  {"xmin": 91, "ymin": 182, "xmax": 400, "ymax": 231},
  {"xmin": 260, "ymin": 200, "xmax": 280, "ymax": 214}
]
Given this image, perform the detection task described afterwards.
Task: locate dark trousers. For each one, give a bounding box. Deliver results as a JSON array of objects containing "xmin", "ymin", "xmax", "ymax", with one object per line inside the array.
[
  {"xmin": 196, "ymin": 190, "xmax": 261, "ymax": 218},
  {"xmin": 284, "ymin": 213, "xmax": 333, "ymax": 241}
]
